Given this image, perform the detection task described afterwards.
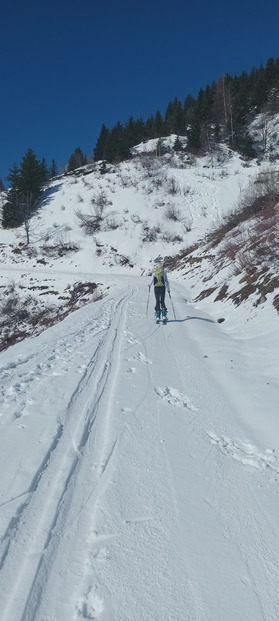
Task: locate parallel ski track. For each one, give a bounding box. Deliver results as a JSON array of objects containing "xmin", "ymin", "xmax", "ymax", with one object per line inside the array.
[{"xmin": 0, "ymin": 287, "xmax": 133, "ymax": 621}]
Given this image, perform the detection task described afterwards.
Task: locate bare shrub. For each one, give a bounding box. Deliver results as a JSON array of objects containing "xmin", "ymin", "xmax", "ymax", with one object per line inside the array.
[
  {"xmin": 119, "ymin": 174, "xmax": 133, "ymax": 188},
  {"xmin": 234, "ymin": 251, "xmax": 257, "ymax": 275},
  {"xmin": 91, "ymin": 190, "xmax": 112, "ymax": 218},
  {"xmin": 164, "ymin": 203, "xmax": 181, "ymax": 221},
  {"xmin": 141, "ymin": 223, "xmax": 161, "ymax": 243},
  {"xmin": 1, "ymin": 294, "xmax": 27, "ymax": 321},
  {"xmin": 166, "ymin": 176, "xmax": 180, "ymax": 195},
  {"xmin": 140, "ymin": 156, "xmax": 160, "ymax": 178},
  {"xmin": 143, "ymin": 182, "xmax": 154, "ymax": 195},
  {"xmin": 183, "ymin": 220, "xmax": 193, "ymax": 233},
  {"xmin": 255, "ymin": 167, "xmax": 279, "ymax": 199},
  {"xmin": 219, "ymin": 168, "xmax": 229, "ymax": 178},
  {"xmin": 76, "ymin": 208, "xmax": 101, "ymax": 234},
  {"xmin": 42, "ymin": 237, "xmax": 80, "ymax": 257},
  {"xmin": 220, "ymin": 238, "xmax": 244, "ymax": 261},
  {"xmin": 185, "ymin": 154, "xmax": 197, "ymax": 167},
  {"xmin": 82, "ymin": 178, "xmax": 94, "ymax": 188},
  {"xmin": 76, "ymin": 190, "xmax": 115, "ymax": 235},
  {"xmin": 162, "ymin": 232, "xmax": 183, "ymax": 243},
  {"xmin": 152, "ymin": 174, "xmax": 166, "ymax": 190}
]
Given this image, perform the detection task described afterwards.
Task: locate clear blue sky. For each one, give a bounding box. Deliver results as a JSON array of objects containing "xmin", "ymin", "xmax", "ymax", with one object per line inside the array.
[{"xmin": 1, "ymin": 0, "xmax": 279, "ymax": 181}]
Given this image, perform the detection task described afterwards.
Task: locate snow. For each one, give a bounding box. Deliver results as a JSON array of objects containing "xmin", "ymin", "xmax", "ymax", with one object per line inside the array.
[{"xmin": 1, "ymin": 145, "xmax": 279, "ymax": 620}]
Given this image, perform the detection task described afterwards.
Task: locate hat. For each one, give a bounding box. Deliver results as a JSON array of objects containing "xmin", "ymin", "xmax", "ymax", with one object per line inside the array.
[{"xmin": 154, "ymin": 255, "xmax": 163, "ymax": 266}]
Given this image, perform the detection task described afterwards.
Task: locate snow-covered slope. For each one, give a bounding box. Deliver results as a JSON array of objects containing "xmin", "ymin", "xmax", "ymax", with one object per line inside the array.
[
  {"xmin": 1, "ymin": 142, "xmax": 279, "ymax": 620},
  {"xmin": 0, "ymin": 143, "xmax": 266, "ymax": 348}
]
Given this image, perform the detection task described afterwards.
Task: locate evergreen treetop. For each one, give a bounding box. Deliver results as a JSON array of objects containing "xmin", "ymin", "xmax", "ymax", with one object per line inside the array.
[{"xmin": 67, "ymin": 148, "xmax": 87, "ymax": 172}]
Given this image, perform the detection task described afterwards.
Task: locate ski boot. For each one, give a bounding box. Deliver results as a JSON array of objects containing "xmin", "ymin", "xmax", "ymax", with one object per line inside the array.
[
  {"xmin": 161, "ymin": 309, "xmax": 167, "ymax": 324},
  {"xmin": 155, "ymin": 310, "xmax": 161, "ymax": 324}
]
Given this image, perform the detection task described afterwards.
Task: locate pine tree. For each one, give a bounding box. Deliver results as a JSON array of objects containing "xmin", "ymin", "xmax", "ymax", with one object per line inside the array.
[
  {"xmin": 49, "ymin": 159, "xmax": 58, "ymax": 178},
  {"xmin": 94, "ymin": 125, "xmax": 109, "ymax": 161},
  {"xmin": 187, "ymin": 112, "xmax": 201, "ymax": 152},
  {"xmin": 123, "ymin": 117, "xmax": 145, "ymax": 150},
  {"xmin": 67, "ymin": 148, "xmax": 87, "ymax": 172},
  {"xmin": 19, "ymin": 149, "xmax": 44, "ymax": 195},
  {"xmin": 187, "ymin": 91, "xmax": 204, "ymax": 152},
  {"xmin": 173, "ymin": 136, "xmax": 183, "ymax": 152},
  {"xmin": 6, "ymin": 162, "xmax": 20, "ymax": 188},
  {"xmin": 2, "ymin": 150, "xmax": 44, "ymax": 240},
  {"xmin": 100, "ymin": 122, "xmax": 130, "ymax": 162},
  {"xmin": 234, "ymin": 130, "xmax": 255, "ymax": 158},
  {"xmin": 164, "ymin": 98, "xmax": 184, "ymax": 135},
  {"xmin": 152, "ymin": 110, "xmax": 164, "ymax": 138},
  {"xmin": 3, "ymin": 163, "xmax": 22, "ymax": 227},
  {"xmin": 132, "ymin": 117, "xmax": 146, "ymax": 145},
  {"xmin": 183, "ymin": 95, "xmax": 196, "ymax": 123},
  {"xmin": 145, "ymin": 115, "xmax": 155, "ymax": 139},
  {"xmin": 40, "ymin": 157, "xmax": 49, "ymax": 184}
]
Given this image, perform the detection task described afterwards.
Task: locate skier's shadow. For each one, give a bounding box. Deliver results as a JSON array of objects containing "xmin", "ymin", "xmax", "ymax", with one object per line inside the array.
[{"xmin": 167, "ymin": 316, "xmax": 216, "ymax": 324}]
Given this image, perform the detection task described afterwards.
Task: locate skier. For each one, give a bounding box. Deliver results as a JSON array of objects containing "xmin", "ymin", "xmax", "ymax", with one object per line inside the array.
[{"xmin": 149, "ymin": 261, "xmax": 170, "ymax": 322}]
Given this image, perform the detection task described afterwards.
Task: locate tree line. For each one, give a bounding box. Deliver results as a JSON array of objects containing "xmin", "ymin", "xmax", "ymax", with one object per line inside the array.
[{"xmin": 93, "ymin": 57, "xmax": 279, "ymax": 162}]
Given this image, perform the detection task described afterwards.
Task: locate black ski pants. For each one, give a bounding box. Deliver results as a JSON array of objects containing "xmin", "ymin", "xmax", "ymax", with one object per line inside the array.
[{"xmin": 154, "ymin": 286, "xmax": 167, "ymax": 312}]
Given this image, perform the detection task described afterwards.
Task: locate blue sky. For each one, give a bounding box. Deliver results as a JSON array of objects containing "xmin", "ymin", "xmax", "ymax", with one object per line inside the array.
[{"xmin": 1, "ymin": 0, "xmax": 279, "ymax": 182}]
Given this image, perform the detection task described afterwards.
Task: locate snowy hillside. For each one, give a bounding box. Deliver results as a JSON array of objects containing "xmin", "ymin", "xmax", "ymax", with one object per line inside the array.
[
  {"xmin": 0, "ymin": 138, "xmax": 270, "ymax": 350},
  {"xmin": 1, "ymin": 139, "xmax": 279, "ymax": 620}
]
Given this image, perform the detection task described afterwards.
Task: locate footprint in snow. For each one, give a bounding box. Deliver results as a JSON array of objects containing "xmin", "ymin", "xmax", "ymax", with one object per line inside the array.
[
  {"xmin": 123, "ymin": 331, "xmax": 139, "ymax": 346},
  {"xmin": 208, "ymin": 432, "xmax": 278, "ymax": 472},
  {"xmin": 128, "ymin": 351, "xmax": 153, "ymax": 365},
  {"xmin": 77, "ymin": 591, "xmax": 104, "ymax": 620},
  {"xmin": 155, "ymin": 386, "xmax": 198, "ymax": 411}
]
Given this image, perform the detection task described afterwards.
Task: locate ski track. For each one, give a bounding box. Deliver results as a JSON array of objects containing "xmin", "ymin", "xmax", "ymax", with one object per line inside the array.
[
  {"xmin": 0, "ymin": 282, "xmax": 279, "ymax": 619},
  {"xmin": 0, "ymin": 289, "xmax": 133, "ymax": 621}
]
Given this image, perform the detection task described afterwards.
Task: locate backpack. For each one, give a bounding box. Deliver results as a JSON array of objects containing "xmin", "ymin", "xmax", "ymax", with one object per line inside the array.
[{"xmin": 154, "ymin": 266, "xmax": 165, "ymax": 287}]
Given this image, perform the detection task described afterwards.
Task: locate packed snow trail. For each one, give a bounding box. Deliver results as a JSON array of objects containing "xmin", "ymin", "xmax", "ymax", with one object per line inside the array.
[{"xmin": 0, "ymin": 278, "xmax": 279, "ymax": 620}]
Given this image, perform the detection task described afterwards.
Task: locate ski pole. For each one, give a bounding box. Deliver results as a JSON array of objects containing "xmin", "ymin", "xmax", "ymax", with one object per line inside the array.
[
  {"xmin": 168, "ymin": 290, "xmax": 176, "ymax": 320},
  {"xmin": 146, "ymin": 286, "xmax": 151, "ymax": 316}
]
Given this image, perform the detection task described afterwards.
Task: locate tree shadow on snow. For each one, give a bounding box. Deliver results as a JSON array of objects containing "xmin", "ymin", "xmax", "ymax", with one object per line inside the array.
[{"xmin": 41, "ymin": 182, "xmax": 64, "ymax": 206}]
